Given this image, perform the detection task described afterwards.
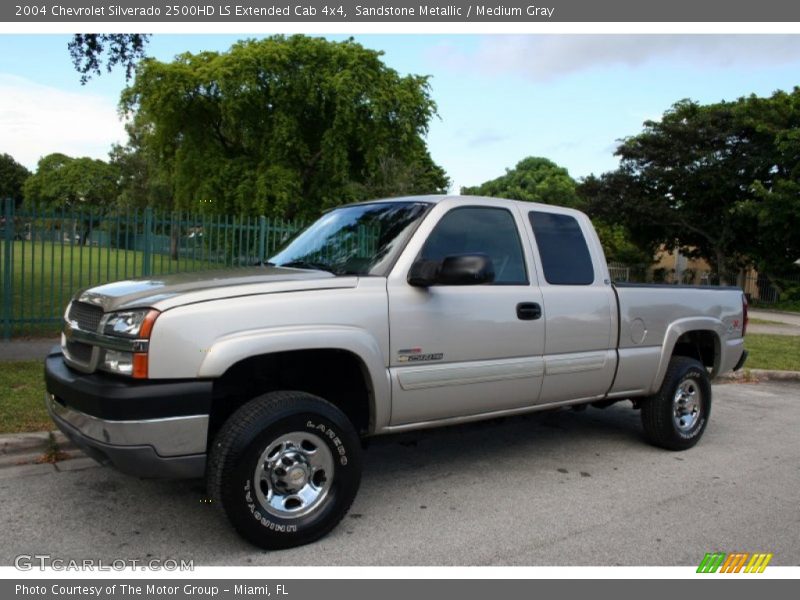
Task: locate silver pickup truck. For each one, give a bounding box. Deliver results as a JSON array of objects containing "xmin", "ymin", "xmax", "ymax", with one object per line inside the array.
[{"xmin": 45, "ymin": 195, "xmax": 748, "ymax": 549}]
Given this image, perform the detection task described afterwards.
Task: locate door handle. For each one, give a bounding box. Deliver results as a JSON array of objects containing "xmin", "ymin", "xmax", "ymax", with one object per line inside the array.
[{"xmin": 516, "ymin": 302, "xmax": 542, "ymax": 321}]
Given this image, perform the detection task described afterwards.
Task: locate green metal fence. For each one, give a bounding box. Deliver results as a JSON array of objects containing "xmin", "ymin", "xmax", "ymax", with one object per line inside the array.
[{"xmin": 0, "ymin": 199, "xmax": 306, "ymax": 338}]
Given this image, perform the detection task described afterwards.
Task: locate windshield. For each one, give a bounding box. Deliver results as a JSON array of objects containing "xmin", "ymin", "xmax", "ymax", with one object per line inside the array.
[{"xmin": 268, "ymin": 202, "xmax": 431, "ymax": 276}]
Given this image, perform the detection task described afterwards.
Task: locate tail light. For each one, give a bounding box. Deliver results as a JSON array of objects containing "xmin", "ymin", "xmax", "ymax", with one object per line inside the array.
[{"xmin": 742, "ymin": 293, "xmax": 748, "ymax": 337}]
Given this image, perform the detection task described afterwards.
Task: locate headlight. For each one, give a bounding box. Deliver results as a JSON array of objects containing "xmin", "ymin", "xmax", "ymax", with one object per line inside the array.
[
  {"xmin": 102, "ymin": 309, "xmax": 157, "ymax": 338},
  {"xmin": 99, "ymin": 309, "xmax": 159, "ymax": 378}
]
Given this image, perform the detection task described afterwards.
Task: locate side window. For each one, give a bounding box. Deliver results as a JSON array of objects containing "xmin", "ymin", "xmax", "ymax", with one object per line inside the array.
[
  {"xmin": 420, "ymin": 207, "xmax": 528, "ymax": 285},
  {"xmin": 529, "ymin": 211, "xmax": 594, "ymax": 285}
]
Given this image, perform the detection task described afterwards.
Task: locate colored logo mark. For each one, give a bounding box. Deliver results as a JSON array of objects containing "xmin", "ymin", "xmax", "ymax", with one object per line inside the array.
[{"xmin": 697, "ymin": 552, "xmax": 773, "ymax": 573}]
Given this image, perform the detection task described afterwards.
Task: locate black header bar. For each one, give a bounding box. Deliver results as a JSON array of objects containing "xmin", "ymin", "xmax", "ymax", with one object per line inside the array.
[{"xmin": 4, "ymin": 0, "xmax": 800, "ymax": 23}]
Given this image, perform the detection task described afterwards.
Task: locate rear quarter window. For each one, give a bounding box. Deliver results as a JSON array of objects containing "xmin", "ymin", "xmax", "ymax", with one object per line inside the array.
[{"xmin": 529, "ymin": 211, "xmax": 594, "ymax": 285}]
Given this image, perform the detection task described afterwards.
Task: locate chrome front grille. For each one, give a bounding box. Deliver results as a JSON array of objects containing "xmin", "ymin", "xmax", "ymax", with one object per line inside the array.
[
  {"xmin": 64, "ymin": 301, "xmax": 104, "ymax": 371},
  {"xmin": 67, "ymin": 301, "xmax": 103, "ymax": 332}
]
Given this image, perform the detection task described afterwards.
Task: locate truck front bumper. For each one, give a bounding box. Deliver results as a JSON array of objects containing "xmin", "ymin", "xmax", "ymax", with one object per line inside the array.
[{"xmin": 45, "ymin": 350, "xmax": 211, "ymax": 479}]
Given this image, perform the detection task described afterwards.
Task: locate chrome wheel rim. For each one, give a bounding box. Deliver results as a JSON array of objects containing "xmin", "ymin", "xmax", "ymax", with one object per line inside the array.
[
  {"xmin": 254, "ymin": 431, "xmax": 334, "ymax": 519},
  {"xmin": 673, "ymin": 377, "xmax": 702, "ymax": 432}
]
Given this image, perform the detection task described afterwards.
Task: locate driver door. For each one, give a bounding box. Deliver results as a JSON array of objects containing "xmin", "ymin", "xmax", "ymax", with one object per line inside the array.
[{"xmin": 386, "ymin": 203, "xmax": 545, "ymax": 426}]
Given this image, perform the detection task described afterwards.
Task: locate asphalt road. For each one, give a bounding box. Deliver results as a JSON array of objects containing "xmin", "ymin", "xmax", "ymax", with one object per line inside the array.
[{"xmin": 1, "ymin": 381, "xmax": 798, "ymax": 567}]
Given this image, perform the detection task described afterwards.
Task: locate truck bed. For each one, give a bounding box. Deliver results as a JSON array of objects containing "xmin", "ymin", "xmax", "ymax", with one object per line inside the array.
[{"xmin": 608, "ymin": 282, "xmax": 746, "ymax": 399}]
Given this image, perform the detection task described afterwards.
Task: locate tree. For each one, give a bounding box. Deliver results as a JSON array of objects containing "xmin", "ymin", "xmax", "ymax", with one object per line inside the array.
[
  {"xmin": 583, "ymin": 89, "xmax": 800, "ymax": 282},
  {"xmin": 461, "ymin": 156, "xmax": 582, "ymax": 208},
  {"xmin": 730, "ymin": 89, "xmax": 800, "ymax": 282},
  {"xmin": 592, "ymin": 221, "xmax": 653, "ymax": 267},
  {"xmin": 69, "ymin": 34, "xmax": 150, "ymax": 84},
  {"xmin": 354, "ymin": 153, "xmax": 449, "ymax": 200},
  {"xmin": 23, "ymin": 153, "xmax": 120, "ymax": 209},
  {"xmin": 109, "ymin": 123, "xmax": 172, "ymax": 210},
  {"xmin": 578, "ymin": 172, "xmax": 662, "ymax": 264},
  {"xmin": 119, "ymin": 35, "xmax": 449, "ymax": 219},
  {"xmin": 0, "ymin": 153, "xmax": 31, "ymax": 208}
]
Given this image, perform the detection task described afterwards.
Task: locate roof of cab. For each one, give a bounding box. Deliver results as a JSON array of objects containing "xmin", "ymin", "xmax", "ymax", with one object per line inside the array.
[{"xmin": 343, "ymin": 195, "xmax": 587, "ymax": 218}]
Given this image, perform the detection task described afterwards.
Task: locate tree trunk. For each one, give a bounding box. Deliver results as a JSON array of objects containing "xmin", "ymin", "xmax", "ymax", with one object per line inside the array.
[
  {"xmin": 170, "ymin": 227, "xmax": 179, "ymax": 261},
  {"xmin": 715, "ymin": 249, "xmax": 728, "ymax": 286},
  {"xmin": 80, "ymin": 223, "xmax": 90, "ymax": 246}
]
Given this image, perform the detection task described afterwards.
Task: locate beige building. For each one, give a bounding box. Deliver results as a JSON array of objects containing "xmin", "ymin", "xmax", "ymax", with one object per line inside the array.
[{"xmin": 651, "ymin": 246, "xmax": 764, "ymax": 300}]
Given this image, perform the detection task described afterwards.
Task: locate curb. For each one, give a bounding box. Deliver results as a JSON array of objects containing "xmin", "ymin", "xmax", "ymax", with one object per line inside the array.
[
  {"xmin": 716, "ymin": 369, "xmax": 800, "ymax": 383},
  {"xmin": 0, "ymin": 430, "xmax": 71, "ymax": 453},
  {"xmin": 0, "ymin": 430, "xmax": 85, "ymax": 469}
]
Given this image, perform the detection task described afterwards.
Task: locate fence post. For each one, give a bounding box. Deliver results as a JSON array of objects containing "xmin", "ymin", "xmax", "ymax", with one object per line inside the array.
[
  {"xmin": 2, "ymin": 198, "xmax": 14, "ymax": 340},
  {"xmin": 142, "ymin": 207, "xmax": 153, "ymax": 277},
  {"xmin": 258, "ymin": 216, "xmax": 267, "ymax": 265}
]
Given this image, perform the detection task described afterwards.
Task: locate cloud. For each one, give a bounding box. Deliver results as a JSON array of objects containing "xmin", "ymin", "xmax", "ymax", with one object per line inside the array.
[
  {"xmin": 466, "ymin": 130, "xmax": 509, "ymax": 146},
  {"xmin": 431, "ymin": 35, "xmax": 800, "ymax": 82},
  {"xmin": 0, "ymin": 74, "xmax": 126, "ymax": 169}
]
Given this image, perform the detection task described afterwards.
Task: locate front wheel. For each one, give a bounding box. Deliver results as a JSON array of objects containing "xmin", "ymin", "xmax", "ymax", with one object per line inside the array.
[
  {"xmin": 207, "ymin": 391, "xmax": 362, "ymax": 549},
  {"xmin": 641, "ymin": 356, "xmax": 712, "ymax": 451}
]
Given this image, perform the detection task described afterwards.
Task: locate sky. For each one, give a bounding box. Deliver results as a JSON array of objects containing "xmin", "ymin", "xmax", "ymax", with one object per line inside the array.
[{"xmin": 2, "ymin": 33, "xmax": 800, "ymax": 192}]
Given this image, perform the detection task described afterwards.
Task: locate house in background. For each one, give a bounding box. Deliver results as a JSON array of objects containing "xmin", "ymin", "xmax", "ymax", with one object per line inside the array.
[{"xmin": 650, "ymin": 247, "xmax": 779, "ymax": 302}]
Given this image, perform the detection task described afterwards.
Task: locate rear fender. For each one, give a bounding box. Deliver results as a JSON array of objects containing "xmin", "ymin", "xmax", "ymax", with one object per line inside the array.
[{"xmin": 649, "ymin": 317, "xmax": 723, "ymax": 394}]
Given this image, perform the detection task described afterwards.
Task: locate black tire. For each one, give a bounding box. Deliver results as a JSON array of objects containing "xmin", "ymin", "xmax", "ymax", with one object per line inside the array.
[
  {"xmin": 207, "ymin": 391, "xmax": 362, "ymax": 550},
  {"xmin": 641, "ymin": 356, "xmax": 712, "ymax": 451}
]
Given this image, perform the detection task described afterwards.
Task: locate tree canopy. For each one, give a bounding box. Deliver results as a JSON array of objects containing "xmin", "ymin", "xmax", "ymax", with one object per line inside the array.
[
  {"xmin": 23, "ymin": 153, "xmax": 120, "ymax": 209},
  {"xmin": 461, "ymin": 156, "xmax": 582, "ymax": 208},
  {"xmin": 119, "ymin": 35, "xmax": 449, "ymax": 219},
  {"xmin": 582, "ymin": 89, "xmax": 800, "ymax": 279},
  {"xmin": 69, "ymin": 34, "xmax": 150, "ymax": 84},
  {"xmin": 0, "ymin": 153, "xmax": 31, "ymax": 208}
]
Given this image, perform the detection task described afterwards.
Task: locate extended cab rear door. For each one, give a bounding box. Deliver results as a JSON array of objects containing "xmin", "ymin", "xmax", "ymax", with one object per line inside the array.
[
  {"xmin": 521, "ymin": 207, "xmax": 618, "ymax": 404},
  {"xmin": 386, "ymin": 198, "xmax": 546, "ymax": 426}
]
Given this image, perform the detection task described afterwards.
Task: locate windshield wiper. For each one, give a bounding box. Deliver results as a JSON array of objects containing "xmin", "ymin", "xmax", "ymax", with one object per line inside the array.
[{"xmin": 279, "ymin": 260, "xmax": 336, "ymax": 274}]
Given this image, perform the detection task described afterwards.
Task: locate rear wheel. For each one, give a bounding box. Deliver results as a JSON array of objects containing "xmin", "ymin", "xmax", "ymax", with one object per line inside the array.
[
  {"xmin": 207, "ymin": 391, "xmax": 361, "ymax": 549},
  {"xmin": 641, "ymin": 356, "xmax": 712, "ymax": 450}
]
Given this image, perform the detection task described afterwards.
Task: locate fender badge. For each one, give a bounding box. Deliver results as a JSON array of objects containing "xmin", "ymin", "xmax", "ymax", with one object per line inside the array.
[{"xmin": 398, "ymin": 348, "xmax": 443, "ymax": 363}]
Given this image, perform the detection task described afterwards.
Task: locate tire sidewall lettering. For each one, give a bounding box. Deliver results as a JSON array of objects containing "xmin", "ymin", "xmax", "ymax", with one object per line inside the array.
[
  {"xmin": 238, "ymin": 415, "xmax": 352, "ymax": 534},
  {"xmin": 677, "ymin": 415, "xmax": 706, "ymax": 439},
  {"xmin": 306, "ymin": 419, "xmax": 349, "ymax": 466}
]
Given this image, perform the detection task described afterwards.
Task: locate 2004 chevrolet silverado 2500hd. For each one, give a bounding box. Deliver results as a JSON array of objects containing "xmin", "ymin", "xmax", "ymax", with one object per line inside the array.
[{"xmin": 45, "ymin": 195, "xmax": 748, "ymax": 549}]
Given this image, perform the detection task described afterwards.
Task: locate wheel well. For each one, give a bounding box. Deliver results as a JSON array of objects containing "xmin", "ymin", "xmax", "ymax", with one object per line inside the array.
[
  {"xmin": 208, "ymin": 349, "xmax": 373, "ymax": 446},
  {"xmin": 672, "ymin": 330, "xmax": 718, "ymax": 371}
]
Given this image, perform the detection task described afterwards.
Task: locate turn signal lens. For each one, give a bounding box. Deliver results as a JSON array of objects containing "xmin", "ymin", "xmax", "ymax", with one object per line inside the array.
[
  {"xmin": 139, "ymin": 310, "xmax": 159, "ymax": 339},
  {"xmin": 132, "ymin": 353, "xmax": 149, "ymax": 379}
]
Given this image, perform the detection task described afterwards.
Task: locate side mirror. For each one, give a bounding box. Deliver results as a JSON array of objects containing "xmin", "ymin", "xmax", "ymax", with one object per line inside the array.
[
  {"xmin": 408, "ymin": 254, "xmax": 495, "ymax": 287},
  {"xmin": 407, "ymin": 259, "xmax": 441, "ymax": 287}
]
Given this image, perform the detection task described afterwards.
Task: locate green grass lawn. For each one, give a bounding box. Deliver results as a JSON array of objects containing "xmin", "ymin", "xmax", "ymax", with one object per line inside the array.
[
  {"xmin": 1, "ymin": 332, "xmax": 797, "ymax": 434},
  {"xmin": 744, "ymin": 333, "xmax": 800, "ymax": 372},
  {"xmin": 751, "ymin": 300, "xmax": 800, "ymax": 313},
  {"xmin": 749, "ymin": 318, "xmax": 783, "ymax": 325},
  {"xmin": 0, "ymin": 360, "xmax": 50, "ymax": 432}
]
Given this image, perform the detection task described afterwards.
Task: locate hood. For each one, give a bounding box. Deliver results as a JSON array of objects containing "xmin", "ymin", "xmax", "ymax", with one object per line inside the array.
[{"xmin": 75, "ymin": 266, "xmax": 358, "ymax": 313}]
